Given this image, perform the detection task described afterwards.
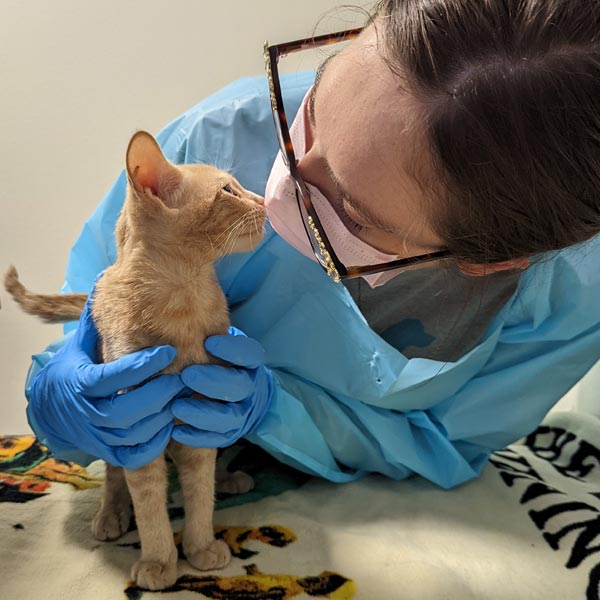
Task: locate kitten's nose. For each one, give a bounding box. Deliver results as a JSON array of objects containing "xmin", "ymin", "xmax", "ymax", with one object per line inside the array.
[{"xmin": 252, "ymin": 193, "xmax": 264, "ymax": 206}]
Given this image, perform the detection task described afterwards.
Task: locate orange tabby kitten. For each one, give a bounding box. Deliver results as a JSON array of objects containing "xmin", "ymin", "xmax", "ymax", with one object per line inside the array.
[{"xmin": 5, "ymin": 131, "xmax": 265, "ymax": 590}]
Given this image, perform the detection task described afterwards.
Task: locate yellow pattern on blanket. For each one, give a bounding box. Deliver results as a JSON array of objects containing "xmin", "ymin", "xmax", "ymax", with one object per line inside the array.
[
  {"xmin": 124, "ymin": 563, "xmax": 356, "ymax": 599},
  {"xmin": 0, "ymin": 435, "xmax": 101, "ymax": 502}
]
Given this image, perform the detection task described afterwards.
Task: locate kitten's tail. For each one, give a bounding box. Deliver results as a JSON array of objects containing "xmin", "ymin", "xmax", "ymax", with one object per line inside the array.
[{"xmin": 4, "ymin": 265, "xmax": 88, "ymax": 323}]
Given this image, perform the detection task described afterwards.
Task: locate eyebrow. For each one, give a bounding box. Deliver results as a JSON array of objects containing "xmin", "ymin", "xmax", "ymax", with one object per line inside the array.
[{"xmin": 307, "ymin": 56, "xmax": 331, "ymax": 128}]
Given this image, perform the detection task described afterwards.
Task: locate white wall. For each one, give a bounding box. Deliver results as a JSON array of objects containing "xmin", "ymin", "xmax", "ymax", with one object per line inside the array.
[{"xmin": 0, "ymin": 0, "xmax": 372, "ymax": 434}]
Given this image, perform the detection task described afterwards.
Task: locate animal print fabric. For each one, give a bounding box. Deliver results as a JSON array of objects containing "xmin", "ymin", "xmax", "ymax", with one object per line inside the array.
[{"xmin": 1, "ymin": 411, "xmax": 599, "ymax": 599}]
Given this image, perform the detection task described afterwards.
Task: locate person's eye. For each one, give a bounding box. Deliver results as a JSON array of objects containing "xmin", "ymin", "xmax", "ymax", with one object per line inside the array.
[
  {"xmin": 342, "ymin": 198, "xmax": 371, "ymax": 230},
  {"xmin": 339, "ymin": 198, "xmax": 370, "ymax": 234}
]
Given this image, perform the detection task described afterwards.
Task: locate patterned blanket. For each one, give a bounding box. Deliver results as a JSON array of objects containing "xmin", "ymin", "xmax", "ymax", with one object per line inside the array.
[{"xmin": 1, "ymin": 410, "xmax": 599, "ymax": 599}]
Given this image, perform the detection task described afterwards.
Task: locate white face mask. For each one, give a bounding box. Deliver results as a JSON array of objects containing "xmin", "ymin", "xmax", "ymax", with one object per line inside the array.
[{"xmin": 264, "ymin": 87, "xmax": 402, "ymax": 288}]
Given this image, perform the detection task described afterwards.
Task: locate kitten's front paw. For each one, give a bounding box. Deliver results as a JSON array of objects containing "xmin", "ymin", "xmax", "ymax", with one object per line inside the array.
[
  {"xmin": 216, "ymin": 470, "xmax": 255, "ymax": 495},
  {"xmin": 185, "ymin": 539, "xmax": 231, "ymax": 571},
  {"xmin": 131, "ymin": 556, "xmax": 178, "ymax": 591},
  {"xmin": 92, "ymin": 504, "xmax": 132, "ymax": 541}
]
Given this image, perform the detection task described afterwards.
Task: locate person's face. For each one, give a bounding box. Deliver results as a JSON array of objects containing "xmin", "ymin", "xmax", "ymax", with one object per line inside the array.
[{"xmin": 296, "ymin": 25, "xmax": 445, "ymax": 258}]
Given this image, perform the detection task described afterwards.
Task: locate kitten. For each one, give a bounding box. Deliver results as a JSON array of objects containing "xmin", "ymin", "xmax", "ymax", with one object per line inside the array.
[{"xmin": 4, "ymin": 131, "xmax": 266, "ymax": 590}]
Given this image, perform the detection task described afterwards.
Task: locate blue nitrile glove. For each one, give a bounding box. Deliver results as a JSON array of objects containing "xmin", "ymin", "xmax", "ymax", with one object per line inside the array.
[
  {"xmin": 171, "ymin": 327, "xmax": 274, "ymax": 447},
  {"xmin": 27, "ymin": 297, "xmax": 184, "ymax": 470}
]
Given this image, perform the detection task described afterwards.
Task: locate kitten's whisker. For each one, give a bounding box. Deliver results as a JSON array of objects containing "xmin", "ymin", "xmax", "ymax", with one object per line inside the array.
[
  {"xmin": 223, "ymin": 216, "xmax": 252, "ymax": 252},
  {"xmin": 251, "ymin": 206, "xmax": 264, "ymax": 237},
  {"xmin": 214, "ymin": 224, "xmax": 243, "ymax": 247},
  {"xmin": 220, "ymin": 213, "xmax": 254, "ymax": 255},
  {"xmin": 217, "ymin": 212, "xmax": 249, "ymax": 236},
  {"xmin": 220, "ymin": 218, "xmax": 247, "ymax": 251},
  {"xmin": 213, "ymin": 213, "xmax": 251, "ymax": 245},
  {"xmin": 213, "ymin": 221, "xmax": 243, "ymax": 245},
  {"xmin": 253, "ymin": 209, "xmax": 262, "ymax": 235},
  {"xmin": 205, "ymin": 234, "xmax": 216, "ymax": 253},
  {"xmin": 251, "ymin": 212, "xmax": 259, "ymax": 239}
]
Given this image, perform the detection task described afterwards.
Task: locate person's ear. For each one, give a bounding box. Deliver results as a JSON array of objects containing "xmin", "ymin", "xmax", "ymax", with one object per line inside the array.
[{"xmin": 458, "ymin": 257, "xmax": 530, "ymax": 277}]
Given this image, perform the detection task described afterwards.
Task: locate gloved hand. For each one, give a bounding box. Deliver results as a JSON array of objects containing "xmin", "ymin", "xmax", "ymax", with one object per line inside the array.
[
  {"xmin": 171, "ymin": 327, "xmax": 274, "ymax": 447},
  {"xmin": 27, "ymin": 297, "xmax": 184, "ymax": 470}
]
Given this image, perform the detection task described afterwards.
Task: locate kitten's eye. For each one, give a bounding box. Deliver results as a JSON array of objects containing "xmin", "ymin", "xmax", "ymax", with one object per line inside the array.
[{"xmin": 222, "ymin": 184, "xmax": 239, "ymax": 197}]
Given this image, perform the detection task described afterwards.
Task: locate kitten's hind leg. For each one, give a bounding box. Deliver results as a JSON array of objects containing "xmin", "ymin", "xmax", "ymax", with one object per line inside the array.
[
  {"xmin": 215, "ymin": 447, "xmax": 254, "ymax": 495},
  {"xmin": 216, "ymin": 470, "xmax": 254, "ymax": 494},
  {"xmin": 92, "ymin": 464, "xmax": 132, "ymax": 541}
]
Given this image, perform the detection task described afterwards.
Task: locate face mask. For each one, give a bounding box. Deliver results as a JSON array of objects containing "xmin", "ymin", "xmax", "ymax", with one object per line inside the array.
[{"xmin": 264, "ymin": 87, "xmax": 402, "ymax": 288}]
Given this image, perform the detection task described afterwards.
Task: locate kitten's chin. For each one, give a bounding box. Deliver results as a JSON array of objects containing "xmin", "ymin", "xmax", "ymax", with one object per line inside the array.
[{"xmin": 227, "ymin": 230, "xmax": 264, "ymax": 255}]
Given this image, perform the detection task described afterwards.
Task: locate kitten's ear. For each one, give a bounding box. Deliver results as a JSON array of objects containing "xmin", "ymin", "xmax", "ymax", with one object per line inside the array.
[{"xmin": 126, "ymin": 131, "xmax": 182, "ymax": 208}]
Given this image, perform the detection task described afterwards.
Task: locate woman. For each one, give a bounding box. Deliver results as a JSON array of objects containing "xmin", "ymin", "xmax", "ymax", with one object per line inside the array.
[{"xmin": 25, "ymin": 0, "xmax": 600, "ymax": 488}]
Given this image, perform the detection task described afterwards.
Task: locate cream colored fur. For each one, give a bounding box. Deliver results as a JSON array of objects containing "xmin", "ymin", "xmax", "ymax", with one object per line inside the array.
[{"xmin": 4, "ymin": 131, "xmax": 265, "ymax": 590}]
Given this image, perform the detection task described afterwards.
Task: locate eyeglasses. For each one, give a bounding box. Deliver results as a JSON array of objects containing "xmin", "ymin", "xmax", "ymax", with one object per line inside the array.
[{"xmin": 264, "ymin": 28, "xmax": 452, "ymax": 283}]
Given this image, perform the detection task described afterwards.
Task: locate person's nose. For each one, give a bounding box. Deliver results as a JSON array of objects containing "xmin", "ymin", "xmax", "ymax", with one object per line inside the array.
[
  {"xmin": 296, "ymin": 146, "xmax": 322, "ymax": 189},
  {"xmin": 296, "ymin": 145, "xmax": 335, "ymax": 202}
]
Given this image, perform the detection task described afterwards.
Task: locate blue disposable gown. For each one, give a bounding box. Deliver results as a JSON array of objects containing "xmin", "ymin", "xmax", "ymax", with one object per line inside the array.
[{"xmin": 25, "ymin": 72, "xmax": 600, "ymax": 488}]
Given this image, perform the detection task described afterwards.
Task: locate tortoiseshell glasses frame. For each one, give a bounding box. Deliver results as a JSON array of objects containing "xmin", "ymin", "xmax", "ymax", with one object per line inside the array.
[{"xmin": 264, "ymin": 28, "xmax": 451, "ymax": 283}]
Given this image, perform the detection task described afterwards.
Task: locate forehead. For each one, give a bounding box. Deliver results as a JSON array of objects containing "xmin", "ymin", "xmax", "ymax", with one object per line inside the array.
[
  {"xmin": 180, "ymin": 163, "xmax": 229, "ymax": 192},
  {"xmin": 314, "ymin": 29, "xmax": 439, "ymax": 238},
  {"xmin": 181, "ymin": 163, "xmax": 225, "ymax": 179},
  {"xmin": 316, "ymin": 32, "xmax": 426, "ymax": 180}
]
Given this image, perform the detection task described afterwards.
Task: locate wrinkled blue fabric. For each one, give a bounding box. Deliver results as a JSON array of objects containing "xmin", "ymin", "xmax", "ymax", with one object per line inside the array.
[{"xmin": 26, "ymin": 71, "xmax": 600, "ymax": 488}]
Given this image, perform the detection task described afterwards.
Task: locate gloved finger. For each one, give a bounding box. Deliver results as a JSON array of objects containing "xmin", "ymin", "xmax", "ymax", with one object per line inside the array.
[
  {"xmin": 171, "ymin": 424, "xmax": 238, "ymax": 448},
  {"xmin": 94, "ymin": 406, "xmax": 174, "ymax": 446},
  {"xmin": 227, "ymin": 326, "xmax": 246, "ymax": 337},
  {"xmin": 180, "ymin": 365, "xmax": 253, "ymax": 401},
  {"xmin": 174, "ymin": 386, "xmax": 194, "ymax": 400},
  {"xmin": 112, "ymin": 421, "xmax": 174, "ymax": 470},
  {"xmin": 70, "ymin": 430, "xmax": 119, "ymax": 467},
  {"xmin": 204, "ymin": 334, "xmax": 265, "ymax": 369},
  {"xmin": 171, "ymin": 397, "xmax": 248, "ymax": 433},
  {"xmin": 88, "ymin": 374, "xmax": 183, "ymax": 428},
  {"xmin": 74, "ymin": 299, "xmax": 101, "ymax": 360},
  {"xmin": 80, "ymin": 345, "xmax": 178, "ymax": 397}
]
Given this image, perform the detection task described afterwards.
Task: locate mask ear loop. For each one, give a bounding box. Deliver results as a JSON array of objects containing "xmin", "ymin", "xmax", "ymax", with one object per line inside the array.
[
  {"xmin": 264, "ymin": 150, "xmax": 318, "ymax": 262},
  {"xmin": 286, "ymin": 88, "xmax": 345, "ymax": 282}
]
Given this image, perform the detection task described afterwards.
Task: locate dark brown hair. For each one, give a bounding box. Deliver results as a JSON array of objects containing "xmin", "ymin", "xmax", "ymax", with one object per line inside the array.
[{"xmin": 374, "ymin": 0, "xmax": 600, "ymax": 264}]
